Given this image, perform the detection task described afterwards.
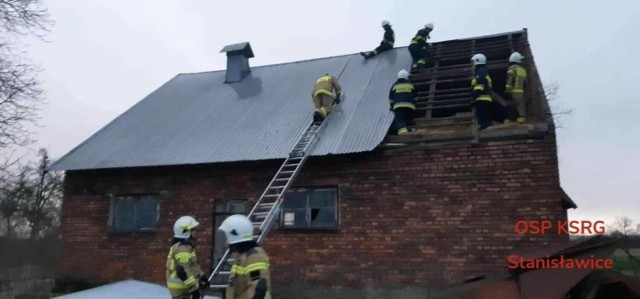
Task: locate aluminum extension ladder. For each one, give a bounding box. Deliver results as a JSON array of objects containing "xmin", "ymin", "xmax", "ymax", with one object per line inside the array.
[{"xmin": 207, "ymin": 101, "xmax": 341, "ymax": 290}]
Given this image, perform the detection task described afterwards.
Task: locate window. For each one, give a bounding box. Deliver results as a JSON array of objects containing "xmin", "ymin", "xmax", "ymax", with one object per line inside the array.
[
  {"xmin": 279, "ymin": 187, "xmax": 339, "ymax": 230},
  {"xmin": 109, "ymin": 194, "xmax": 159, "ymax": 232}
]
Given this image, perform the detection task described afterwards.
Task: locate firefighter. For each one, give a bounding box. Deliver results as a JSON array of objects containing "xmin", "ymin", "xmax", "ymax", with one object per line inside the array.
[
  {"xmin": 360, "ymin": 20, "xmax": 395, "ymax": 59},
  {"xmin": 219, "ymin": 214, "xmax": 272, "ymax": 299},
  {"xmin": 166, "ymin": 216, "xmax": 209, "ymax": 299},
  {"xmin": 311, "ymin": 73, "xmax": 343, "ymax": 122},
  {"xmin": 470, "ymin": 53, "xmax": 496, "ymax": 130},
  {"xmin": 388, "ymin": 69, "xmax": 417, "ymax": 135},
  {"xmin": 504, "ymin": 51, "xmax": 528, "ymax": 123},
  {"xmin": 408, "ymin": 23, "xmax": 434, "ymax": 71}
]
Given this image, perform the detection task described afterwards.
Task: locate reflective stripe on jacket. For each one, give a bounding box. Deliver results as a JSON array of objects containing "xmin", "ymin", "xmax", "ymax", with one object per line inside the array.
[
  {"xmin": 388, "ymin": 78, "xmax": 417, "ymax": 110},
  {"xmin": 312, "ymin": 75, "xmax": 343, "ymax": 98},
  {"xmin": 505, "ymin": 64, "xmax": 527, "ymax": 94},
  {"xmin": 225, "ymin": 247, "xmax": 272, "ymax": 299},
  {"xmin": 166, "ymin": 242, "xmax": 204, "ymax": 297},
  {"xmin": 410, "ymin": 29, "xmax": 429, "ymax": 49},
  {"xmin": 471, "ymin": 66, "xmax": 493, "ymax": 102}
]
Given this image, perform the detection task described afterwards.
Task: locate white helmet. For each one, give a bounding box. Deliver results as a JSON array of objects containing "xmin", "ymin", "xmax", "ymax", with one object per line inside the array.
[
  {"xmin": 425, "ymin": 23, "xmax": 434, "ymax": 30},
  {"xmin": 218, "ymin": 214, "xmax": 254, "ymax": 245},
  {"xmin": 397, "ymin": 69, "xmax": 409, "ymax": 80},
  {"xmin": 382, "ymin": 20, "xmax": 390, "ymax": 27},
  {"xmin": 471, "ymin": 53, "xmax": 487, "ymax": 65},
  {"xmin": 509, "ymin": 52, "xmax": 524, "ymax": 63},
  {"xmin": 173, "ymin": 216, "xmax": 199, "ymax": 239}
]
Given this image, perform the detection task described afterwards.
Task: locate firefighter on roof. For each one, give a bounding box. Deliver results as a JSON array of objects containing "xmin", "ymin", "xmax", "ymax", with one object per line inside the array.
[
  {"xmin": 219, "ymin": 214, "xmax": 272, "ymax": 299},
  {"xmin": 360, "ymin": 20, "xmax": 395, "ymax": 59},
  {"xmin": 389, "ymin": 69, "xmax": 417, "ymax": 135},
  {"xmin": 504, "ymin": 51, "xmax": 528, "ymax": 123},
  {"xmin": 408, "ymin": 23, "xmax": 434, "ymax": 71},
  {"xmin": 470, "ymin": 53, "xmax": 500, "ymax": 130},
  {"xmin": 311, "ymin": 73, "xmax": 343, "ymax": 122},
  {"xmin": 166, "ymin": 216, "xmax": 209, "ymax": 299}
]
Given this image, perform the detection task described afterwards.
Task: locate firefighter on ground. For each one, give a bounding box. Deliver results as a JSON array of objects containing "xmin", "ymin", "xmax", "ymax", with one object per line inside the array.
[
  {"xmin": 408, "ymin": 23, "xmax": 434, "ymax": 71},
  {"xmin": 311, "ymin": 73, "xmax": 343, "ymax": 122},
  {"xmin": 504, "ymin": 51, "xmax": 528, "ymax": 123},
  {"xmin": 219, "ymin": 214, "xmax": 272, "ymax": 299},
  {"xmin": 389, "ymin": 69, "xmax": 417, "ymax": 135},
  {"xmin": 360, "ymin": 20, "xmax": 395, "ymax": 59},
  {"xmin": 470, "ymin": 53, "xmax": 499, "ymax": 130},
  {"xmin": 166, "ymin": 216, "xmax": 210, "ymax": 299}
]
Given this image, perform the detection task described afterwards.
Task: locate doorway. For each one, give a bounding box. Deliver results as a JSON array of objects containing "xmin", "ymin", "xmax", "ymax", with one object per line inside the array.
[{"xmin": 211, "ymin": 199, "xmax": 247, "ymax": 285}]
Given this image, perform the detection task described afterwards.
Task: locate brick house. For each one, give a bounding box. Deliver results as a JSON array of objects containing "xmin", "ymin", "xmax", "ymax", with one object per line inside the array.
[{"xmin": 51, "ymin": 29, "xmax": 577, "ymax": 295}]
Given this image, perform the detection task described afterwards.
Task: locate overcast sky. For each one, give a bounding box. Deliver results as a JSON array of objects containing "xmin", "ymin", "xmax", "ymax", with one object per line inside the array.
[{"xmin": 18, "ymin": 0, "xmax": 640, "ymax": 228}]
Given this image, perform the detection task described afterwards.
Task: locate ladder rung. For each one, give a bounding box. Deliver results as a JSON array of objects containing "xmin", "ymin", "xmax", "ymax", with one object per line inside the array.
[
  {"xmin": 259, "ymin": 203, "xmax": 275, "ymax": 208},
  {"xmin": 219, "ymin": 271, "xmax": 231, "ymax": 275},
  {"xmin": 263, "ymin": 194, "xmax": 279, "ymax": 198},
  {"xmin": 280, "ymin": 171, "xmax": 295, "ymax": 174},
  {"xmin": 210, "ymin": 284, "xmax": 227, "ymax": 289},
  {"xmin": 252, "ymin": 222, "xmax": 262, "ymax": 227},
  {"xmin": 252, "ymin": 212, "xmax": 269, "ymax": 217},
  {"xmin": 274, "ymin": 178, "xmax": 290, "ymax": 181}
]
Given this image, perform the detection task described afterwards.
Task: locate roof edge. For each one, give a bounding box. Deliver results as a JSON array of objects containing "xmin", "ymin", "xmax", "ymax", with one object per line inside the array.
[
  {"xmin": 48, "ymin": 74, "xmax": 182, "ymax": 172},
  {"xmin": 561, "ymin": 187, "xmax": 578, "ymax": 209}
]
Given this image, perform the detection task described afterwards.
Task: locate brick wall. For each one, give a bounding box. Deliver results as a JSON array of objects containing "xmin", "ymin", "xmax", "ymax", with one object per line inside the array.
[{"xmin": 57, "ymin": 134, "xmax": 568, "ymax": 290}]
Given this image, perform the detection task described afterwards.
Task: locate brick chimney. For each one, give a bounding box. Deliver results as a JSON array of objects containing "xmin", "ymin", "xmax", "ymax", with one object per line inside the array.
[{"xmin": 220, "ymin": 42, "xmax": 254, "ymax": 83}]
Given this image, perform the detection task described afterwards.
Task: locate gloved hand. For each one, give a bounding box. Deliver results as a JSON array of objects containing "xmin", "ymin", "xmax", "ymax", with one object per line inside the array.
[
  {"xmin": 199, "ymin": 275, "xmax": 210, "ymax": 289},
  {"xmin": 335, "ymin": 97, "xmax": 341, "ymax": 104}
]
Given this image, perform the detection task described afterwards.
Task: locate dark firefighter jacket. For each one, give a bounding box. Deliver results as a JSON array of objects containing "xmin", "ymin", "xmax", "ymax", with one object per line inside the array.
[
  {"xmin": 471, "ymin": 65, "xmax": 493, "ymax": 102},
  {"xmin": 381, "ymin": 25, "xmax": 395, "ymax": 46},
  {"xmin": 388, "ymin": 78, "xmax": 417, "ymax": 110},
  {"xmin": 409, "ymin": 29, "xmax": 429, "ymax": 50}
]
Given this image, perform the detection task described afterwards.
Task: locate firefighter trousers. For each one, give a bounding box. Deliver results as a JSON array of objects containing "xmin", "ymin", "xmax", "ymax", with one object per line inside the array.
[
  {"xmin": 474, "ymin": 100, "xmax": 494, "ymax": 130},
  {"xmin": 409, "ymin": 45, "xmax": 427, "ymax": 69},
  {"xmin": 392, "ymin": 107, "xmax": 416, "ymax": 135},
  {"xmin": 313, "ymin": 93, "xmax": 335, "ymax": 118},
  {"xmin": 506, "ymin": 93, "xmax": 526, "ymax": 122}
]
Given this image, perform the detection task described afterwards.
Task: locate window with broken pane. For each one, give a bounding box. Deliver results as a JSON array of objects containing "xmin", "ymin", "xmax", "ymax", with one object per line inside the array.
[{"xmin": 279, "ymin": 187, "xmax": 339, "ymax": 230}]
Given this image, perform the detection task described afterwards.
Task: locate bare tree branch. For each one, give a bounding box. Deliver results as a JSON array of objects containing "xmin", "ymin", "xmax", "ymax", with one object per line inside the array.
[
  {"xmin": 0, "ymin": 0, "xmax": 53, "ymax": 39},
  {"xmin": 543, "ymin": 81, "xmax": 573, "ymax": 129},
  {"xmin": 0, "ymin": 0, "xmax": 52, "ymax": 153}
]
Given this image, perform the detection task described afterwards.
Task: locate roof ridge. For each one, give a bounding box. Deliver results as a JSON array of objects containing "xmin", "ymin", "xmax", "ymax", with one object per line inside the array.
[{"xmin": 179, "ymin": 29, "xmax": 527, "ymax": 77}]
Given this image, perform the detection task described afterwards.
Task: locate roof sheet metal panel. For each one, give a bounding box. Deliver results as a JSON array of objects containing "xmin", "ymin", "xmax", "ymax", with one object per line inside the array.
[{"xmin": 50, "ymin": 49, "xmax": 407, "ymax": 171}]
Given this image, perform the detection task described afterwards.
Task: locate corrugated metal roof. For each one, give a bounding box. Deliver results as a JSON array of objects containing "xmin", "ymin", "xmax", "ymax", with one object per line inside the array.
[
  {"xmin": 53, "ymin": 279, "xmax": 220, "ymax": 299},
  {"xmin": 50, "ymin": 47, "xmax": 410, "ymax": 171}
]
